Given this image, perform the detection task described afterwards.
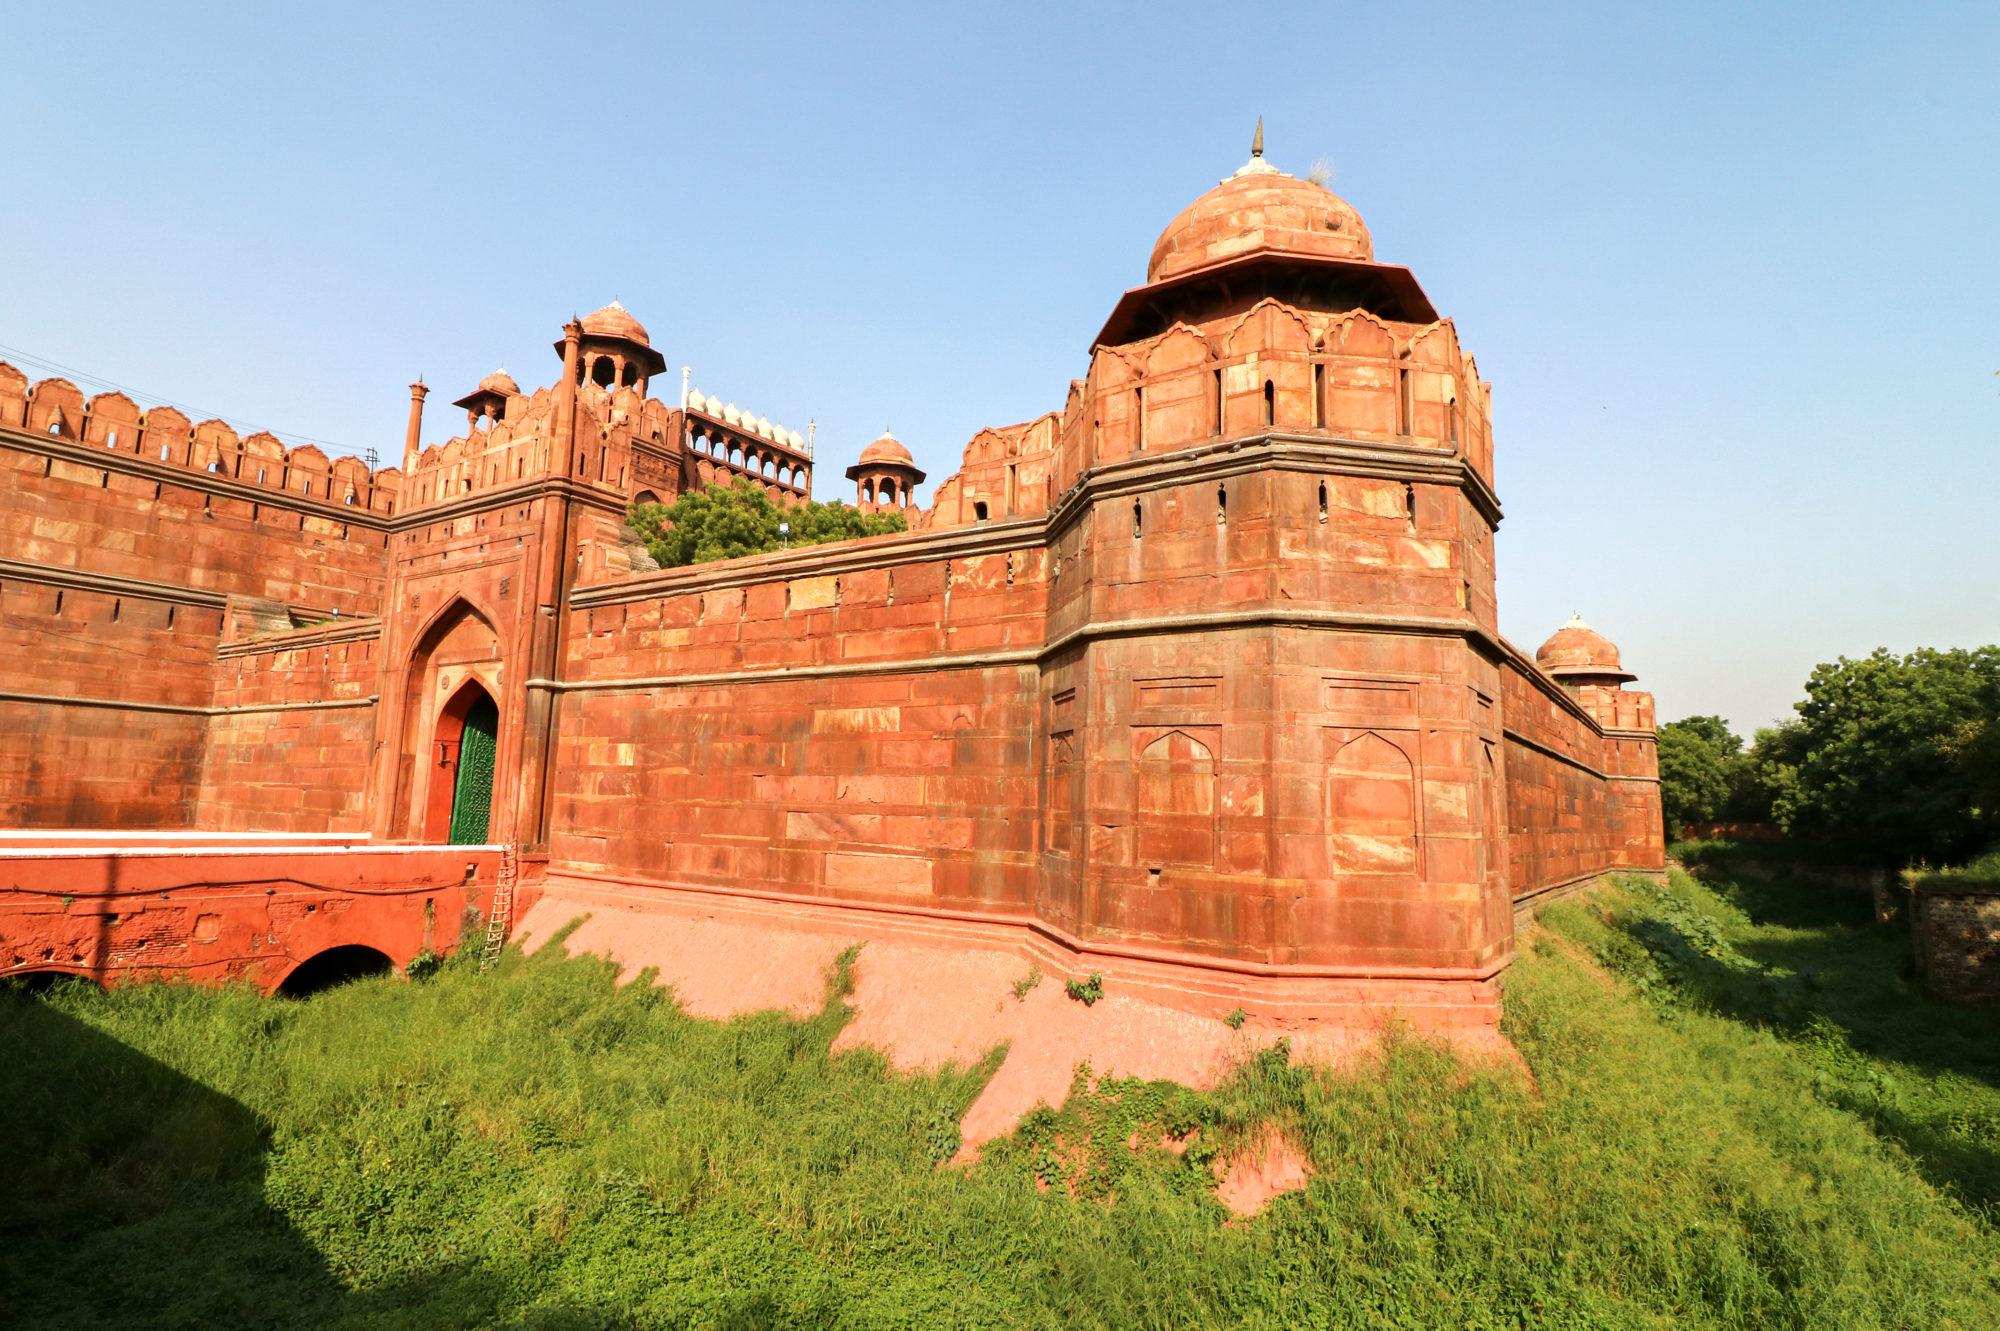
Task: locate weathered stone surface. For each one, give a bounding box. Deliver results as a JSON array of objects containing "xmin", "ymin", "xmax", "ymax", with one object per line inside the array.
[{"xmin": 1912, "ymin": 889, "xmax": 2000, "ymax": 1004}]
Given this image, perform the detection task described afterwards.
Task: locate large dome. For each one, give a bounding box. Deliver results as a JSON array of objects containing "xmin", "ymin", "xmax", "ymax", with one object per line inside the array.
[
  {"xmin": 1148, "ymin": 149, "xmax": 1372, "ymax": 284},
  {"xmin": 1535, "ymin": 617, "xmax": 1636, "ymax": 683},
  {"xmin": 580, "ymin": 300, "xmax": 649, "ymax": 345}
]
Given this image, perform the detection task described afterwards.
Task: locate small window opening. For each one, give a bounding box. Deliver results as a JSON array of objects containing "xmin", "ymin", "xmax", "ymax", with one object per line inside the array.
[
  {"xmin": 53, "ymin": 589, "xmax": 63, "ymax": 613},
  {"xmin": 1216, "ymin": 484, "xmax": 1227, "ymax": 524},
  {"xmin": 106, "ymin": 431, "xmax": 118, "ymax": 449},
  {"xmin": 1404, "ymin": 482, "xmax": 1417, "ymax": 529},
  {"xmin": 100, "ymin": 470, "xmax": 109, "ymax": 488},
  {"xmin": 1318, "ymin": 480, "xmax": 1328, "ymax": 523},
  {"xmin": 166, "ymin": 605, "xmax": 176, "ymax": 630},
  {"xmin": 1006, "ymin": 462, "xmax": 1018, "ymax": 513},
  {"xmin": 111, "ymin": 598, "xmax": 120, "ymax": 623},
  {"xmin": 1132, "ymin": 499, "xmax": 1143, "ymax": 540},
  {"xmin": 974, "ymin": 500, "xmax": 989, "ymax": 524},
  {"xmin": 257, "ymin": 468, "xmax": 266, "ymax": 484},
  {"xmin": 1446, "ymin": 390, "xmax": 1458, "ymax": 445},
  {"xmin": 1262, "ymin": 379, "xmax": 1274, "ymax": 428},
  {"xmin": 1312, "ymin": 363, "xmax": 1325, "ymax": 428},
  {"xmin": 1396, "ymin": 365, "xmax": 1413, "ymax": 437},
  {"xmin": 160, "ymin": 444, "xmax": 170, "ymax": 460},
  {"xmin": 1213, "ymin": 368, "xmax": 1224, "ymax": 435},
  {"xmin": 1133, "ymin": 387, "xmax": 1145, "ymax": 450}
]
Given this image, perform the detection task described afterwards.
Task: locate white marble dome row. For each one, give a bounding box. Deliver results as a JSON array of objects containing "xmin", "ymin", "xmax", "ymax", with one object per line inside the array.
[{"xmin": 686, "ymin": 389, "xmax": 805, "ymax": 451}]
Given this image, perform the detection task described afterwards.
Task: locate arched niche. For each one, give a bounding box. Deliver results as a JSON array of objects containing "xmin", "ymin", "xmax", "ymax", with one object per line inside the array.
[
  {"xmin": 1137, "ymin": 728, "xmax": 1217, "ymax": 868},
  {"xmin": 1325, "ymin": 730, "xmax": 1419, "ymax": 885}
]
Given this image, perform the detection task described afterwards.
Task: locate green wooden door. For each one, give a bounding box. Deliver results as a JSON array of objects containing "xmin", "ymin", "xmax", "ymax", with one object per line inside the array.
[{"xmin": 448, "ymin": 695, "xmax": 499, "ymax": 845}]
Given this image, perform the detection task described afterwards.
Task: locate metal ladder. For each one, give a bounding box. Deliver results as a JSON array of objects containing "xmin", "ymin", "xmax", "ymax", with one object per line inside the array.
[{"xmin": 479, "ymin": 843, "xmax": 518, "ymax": 973}]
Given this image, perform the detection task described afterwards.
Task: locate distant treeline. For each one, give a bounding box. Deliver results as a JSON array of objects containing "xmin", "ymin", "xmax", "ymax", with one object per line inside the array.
[{"xmin": 1660, "ymin": 646, "xmax": 2000, "ymax": 868}]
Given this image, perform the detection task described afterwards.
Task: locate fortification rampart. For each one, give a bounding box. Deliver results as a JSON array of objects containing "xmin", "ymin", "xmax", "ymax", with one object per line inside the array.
[{"xmin": 0, "ymin": 363, "xmax": 402, "ymax": 826}]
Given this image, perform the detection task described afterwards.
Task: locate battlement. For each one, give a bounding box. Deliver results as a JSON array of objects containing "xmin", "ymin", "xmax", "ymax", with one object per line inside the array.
[{"xmin": 0, "ymin": 362, "xmax": 403, "ymax": 515}]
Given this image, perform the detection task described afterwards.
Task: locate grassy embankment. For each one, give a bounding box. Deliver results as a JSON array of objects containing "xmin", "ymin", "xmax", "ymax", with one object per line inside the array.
[{"xmin": 4, "ymin": 853, "xmax": 1998, "ymax": 1329}]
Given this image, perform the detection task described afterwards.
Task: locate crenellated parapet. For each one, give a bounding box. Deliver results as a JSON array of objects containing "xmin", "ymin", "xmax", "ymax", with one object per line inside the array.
[{"xmin": 0, "ymin": 361, "xmax": 402, "ymax": 514}]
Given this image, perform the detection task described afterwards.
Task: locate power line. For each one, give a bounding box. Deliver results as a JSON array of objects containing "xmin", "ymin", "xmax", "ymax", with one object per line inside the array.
[{"xmin": 0, "ymin": 340, "xmax": 367, "ymax": 459}]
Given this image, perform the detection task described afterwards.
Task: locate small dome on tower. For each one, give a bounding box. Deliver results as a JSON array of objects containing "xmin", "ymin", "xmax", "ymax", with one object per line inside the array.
[
  {"xmin": 1147, "ymin": 126, "xmax": 1372, "ymax": 283},
  {"xmin": 477, "ymin": 369, "xmax": 519, "ymax": 397},
  {"xmin": 580, "ymin": 300, "xmax": 650, "ymax": 345},
  {"xmin": 858, "ymin": 430, "xmax": 914, "ymax": 467},
  {"xmin": 1535, "ymin": 616, "xmax": 1636, "ymax": 683}
]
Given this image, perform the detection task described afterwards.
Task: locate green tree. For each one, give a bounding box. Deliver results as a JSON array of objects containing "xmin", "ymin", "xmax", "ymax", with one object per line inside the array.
[
  {"xmin": 1772, "ymin": 646, "xmax": 2000, "ymax": 866},
  {"xmin": 628, "ymin": 477, "xmax": 907, "ymax": 568},
  {"xmin": 1656, "ymin": 715, "xmax": 1740, "ymax": 838}
]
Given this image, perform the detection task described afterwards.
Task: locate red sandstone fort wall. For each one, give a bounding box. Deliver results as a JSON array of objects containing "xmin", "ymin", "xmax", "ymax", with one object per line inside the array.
[
  {"xmin": 0, "ymin": 365, "xmax": 400, "ymax": 827},
  {"xmin": 198, "ymin": 620, "xmax": 384, "ymax": 833},
  {"xmin": 552, "ymin": 534, "xmax": 1048, "ymax": 912}
]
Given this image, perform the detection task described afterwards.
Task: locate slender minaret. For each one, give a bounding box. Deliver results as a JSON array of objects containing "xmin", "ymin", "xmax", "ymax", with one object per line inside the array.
[{"xmin": 401, "ymin": 380, "xmax": 428, "ymax": 475}]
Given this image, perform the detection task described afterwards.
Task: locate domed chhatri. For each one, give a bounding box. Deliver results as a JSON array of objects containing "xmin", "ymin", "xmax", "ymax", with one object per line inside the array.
[
  {"xmin": 1536, "ymin": 616, "xmax": 1637, "ymax": 684},
  {"xmin": 559, "ymin": 300, "xmax": 667, "ymax": 387},
  {"xmin": 1147, "ymin": 123, "xmax": 1373, "ymax": 284},
  {"xmin": 579, "ymin": 300, "xmax": 650, "ymax": 346},
  {"xmin": 846, "ymin": 430, "xmax": 925, "ymax": 512},
  {"xmin": 451, "ymin": 367, "xmax": 521, "ymax": 424}
]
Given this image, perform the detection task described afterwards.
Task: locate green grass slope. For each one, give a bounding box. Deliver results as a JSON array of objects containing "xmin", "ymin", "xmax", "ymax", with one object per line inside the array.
[{"xmin": 3, "ymin": 865, "xmax": 1996, "ymax": 1330}]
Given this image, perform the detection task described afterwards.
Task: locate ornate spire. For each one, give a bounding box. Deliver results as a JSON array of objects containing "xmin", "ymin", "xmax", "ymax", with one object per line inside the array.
[{"xmin": 1231, "ymin": 117, "xmax": 1279, "ymax": 179}]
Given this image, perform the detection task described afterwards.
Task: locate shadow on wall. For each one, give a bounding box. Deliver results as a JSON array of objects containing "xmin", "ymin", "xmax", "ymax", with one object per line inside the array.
[{"xmin": 0, "ymin": 979, "xmax": 638, "ymax": 1330}]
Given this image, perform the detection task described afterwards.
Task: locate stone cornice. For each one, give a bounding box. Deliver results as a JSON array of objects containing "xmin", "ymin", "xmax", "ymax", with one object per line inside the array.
[
  {"xmin": 0, "ymin": 688, "xmax": 377, "ymax": 717},
  {"xmin": 0, "ymin": 426, "xmax": 396, "ymax": 530},
  {"xmin": 216, "ymin": 616, "xmax": 383, "ymax": 659},
  {"xmin": 0, "ymin": 555, "xmax": 228, "ymax": 609},
  {"xmin": 1048, "ymin": 431, "xmax": 1505, "ymax": 533},
  {"xmin": 532, "ymin": 607, "xmax": 1497, "ymax": 695},
  {"xmin": 570, "ymin": 433, "xmax": 1500, "ymax": 610},
  {"xmin": 568, "ymin": 516, "xmax": 1044, "ymax": 608},
  {"xmin": 0, "ymin": 555, "xmax": 352, "ymax": 622},
  {"xmin": 392, "ymin": 475, "xmax": 631, "ymax": 532}
]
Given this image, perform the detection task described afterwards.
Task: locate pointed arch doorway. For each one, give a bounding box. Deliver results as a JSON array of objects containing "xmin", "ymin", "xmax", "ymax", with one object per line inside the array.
[
  {"xmin": 425, "ymin": 679, "xmax": 500, "ymax": 845},
  {"xmin": 449, "ymin": 691, "xmax": 499, "ymax": 844}
]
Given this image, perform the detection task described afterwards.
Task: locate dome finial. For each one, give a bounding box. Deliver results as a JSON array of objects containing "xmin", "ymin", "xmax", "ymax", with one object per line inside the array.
[{"xmin": 1251, "ymin": 116, "xmax": 1263, "ymax": 158}]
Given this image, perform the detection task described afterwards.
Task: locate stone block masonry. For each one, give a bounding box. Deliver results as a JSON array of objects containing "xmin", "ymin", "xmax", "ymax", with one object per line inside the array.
[{"xmin": 0, "ymin": 137, "xmax": 1660, "ymax": 1040}]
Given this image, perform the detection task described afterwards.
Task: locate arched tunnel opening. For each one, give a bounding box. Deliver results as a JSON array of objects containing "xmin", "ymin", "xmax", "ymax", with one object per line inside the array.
[
  {"xmin": 2, "ymin": 970, "xmax": 102, "ymax": 997},
  {"xmin": 276, "ymin": 945, "xmax": 393, "ymax": 999}
]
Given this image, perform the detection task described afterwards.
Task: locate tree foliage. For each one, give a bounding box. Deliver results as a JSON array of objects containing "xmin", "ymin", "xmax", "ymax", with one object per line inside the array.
[
  {"xmin": 628, "ymin": 477, "xmax": 906, "ymax": 568},
  {"xmin": 1772, "ymin": 647, "xmax": 2000, "ymax": 866},
  {"xmin": 1668, "ymin": 646, "xmax": 2000, "ymax": 866},
  {"xmin": 1656, "ymin": 715, "xmax": 1742, "ymax": 837}
]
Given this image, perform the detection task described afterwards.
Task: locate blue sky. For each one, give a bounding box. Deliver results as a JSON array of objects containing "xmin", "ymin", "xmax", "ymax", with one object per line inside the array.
[{"xmin": 5, "ymin": 2, "xmax": 1995, "ymax": 735}]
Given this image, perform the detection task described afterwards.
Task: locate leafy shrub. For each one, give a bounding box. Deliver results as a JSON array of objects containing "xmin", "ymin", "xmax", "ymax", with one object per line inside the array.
[
  {"xmin": 628, "ymin": 476, "xmax": 906, "ymax": 568},
  {"xmin": 1063, "ymin": 973, "xmax": 1104, "ymax": 1006}
]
